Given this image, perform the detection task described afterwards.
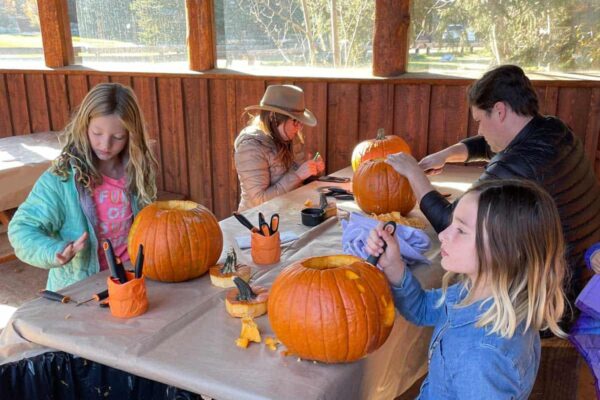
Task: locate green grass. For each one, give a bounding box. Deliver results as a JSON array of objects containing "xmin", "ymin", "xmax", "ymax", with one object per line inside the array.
[{"xmin": 0, "ymin": 34, "xmax": 136, "ymax": 48}]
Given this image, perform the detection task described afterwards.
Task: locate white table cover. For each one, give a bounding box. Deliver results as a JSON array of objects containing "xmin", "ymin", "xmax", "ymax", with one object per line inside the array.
[{"xmin": 0, "ymin": 165, "xmax": 482, "ymax": 400}]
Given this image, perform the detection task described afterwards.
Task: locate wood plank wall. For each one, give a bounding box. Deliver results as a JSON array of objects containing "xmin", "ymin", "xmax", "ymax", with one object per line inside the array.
[{"xmin": 1, "ymin": 71, "xmax": 599, "ymax": 219}]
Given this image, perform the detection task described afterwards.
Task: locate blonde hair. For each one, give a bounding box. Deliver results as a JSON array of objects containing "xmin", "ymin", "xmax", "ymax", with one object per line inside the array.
[
  {"xmin": 439, "ymin": 179, "xmax": 567, "ymax": 338},
  {"xmin": 52, "ymin": 83, "xmax": 158, "ymax": 208},
  {"xmin": 246, "ymin": 110, "xmax": 304, "ymax": 168}
]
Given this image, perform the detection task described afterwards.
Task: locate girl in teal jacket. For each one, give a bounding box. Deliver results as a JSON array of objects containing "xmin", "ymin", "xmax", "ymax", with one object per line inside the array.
[{"xmin": 9, "ymin": 83, "xmax": 158, "ymax": 291}]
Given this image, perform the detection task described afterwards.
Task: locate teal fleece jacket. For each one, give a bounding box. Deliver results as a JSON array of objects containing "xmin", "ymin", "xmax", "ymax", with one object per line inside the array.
[{"xmin": 8, "ymin": 168, "xmax": 140, "ymax": 291}]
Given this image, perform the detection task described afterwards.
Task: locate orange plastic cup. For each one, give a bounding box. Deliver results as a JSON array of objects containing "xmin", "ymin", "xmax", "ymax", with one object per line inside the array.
[
  {"xmin": 106, "ymin": 271, "xmax": 148, "ymax": 318},
  {"xmin": 251, "ymin": 230, "xmax": 281, "ymax": 265}
]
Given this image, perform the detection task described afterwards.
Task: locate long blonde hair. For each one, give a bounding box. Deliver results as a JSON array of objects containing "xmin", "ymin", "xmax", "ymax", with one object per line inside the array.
[
  {"xmin": 440, "ymin": 179, "xmax": 567, "ymax": 338},
  {"xmin": 52, "ymin": 83, "xmax": 158, "ymax": 207},
  {"xmin": 247, "ymin": 110, "xmax": 304, "ymax": 168}
]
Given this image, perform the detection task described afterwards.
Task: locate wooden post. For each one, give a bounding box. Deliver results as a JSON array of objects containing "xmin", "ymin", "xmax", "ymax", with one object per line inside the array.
[
  {"xmin": 37, "ymin": 0, "xmax": 74, "ymax": 68},
  {"xmin": 372, "ymin": 0, "xmax": 410, "ymax": 77},
  {"xmin": 186, "ymin": 0, "xmax": 216, "ymax": 71}
]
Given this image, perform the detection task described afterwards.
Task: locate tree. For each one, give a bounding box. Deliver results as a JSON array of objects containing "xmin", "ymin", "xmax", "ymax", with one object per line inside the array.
[
  {"xmin": 231, "ymin": 0, "xmax": 374, "ymax": 67},
  {"xmin": 130, "ymin": 0, "xmax": 186, "ymax": 46}
]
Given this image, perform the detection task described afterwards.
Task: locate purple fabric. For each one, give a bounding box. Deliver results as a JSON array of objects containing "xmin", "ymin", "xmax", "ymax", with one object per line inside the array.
[
  {"xmin": 585, "ymin": 243, "xmax": 600, "ymax": 270},
  {"xmin": 340, "ymin": 212, "xmax": 430, "ymax": 266},
  {"xmin": 570, "ymin": 274, "xmax": 600, "ymax": 398},
  {"xmin": 569, "ymin": 327, "xmax": 600, "ymax": 399},
  {"xmin": 575, "ymin": 275, "xmax": 600, "ymax": 321}
]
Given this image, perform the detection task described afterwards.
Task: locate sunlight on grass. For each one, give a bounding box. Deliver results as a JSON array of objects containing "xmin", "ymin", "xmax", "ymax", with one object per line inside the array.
[
  {"xmin": 0, "ymin": 34, "xmax": 136, "ymax": 49},
  {"xmin": 0, "ymin": 304, "xmax": 17, "ymax": 330}
]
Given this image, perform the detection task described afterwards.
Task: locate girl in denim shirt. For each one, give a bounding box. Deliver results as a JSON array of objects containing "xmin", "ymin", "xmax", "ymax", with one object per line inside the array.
[{"xmin": 367, "ymin": 179, "xmax": 566, "ymax": 399}]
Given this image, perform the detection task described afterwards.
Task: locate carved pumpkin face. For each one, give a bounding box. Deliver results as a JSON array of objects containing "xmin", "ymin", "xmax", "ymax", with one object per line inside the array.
[
  {"xmin": 352, "ymin": 158, "xmax": 416, "ymax": 215},
  {"xmin": 351, "ymin": 128, "xmax": 412, "ymax": 171},
  {"xmin": 128, "ymin": 201, "xmax": 223, "ymax": 282},
  {"xmin": 268, "ymin": 255, "xmax": 395, "ymax": 363}
]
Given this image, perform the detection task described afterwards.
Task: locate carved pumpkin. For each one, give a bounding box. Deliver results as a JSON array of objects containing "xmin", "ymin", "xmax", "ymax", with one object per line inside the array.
[
  {"xmin": 352, "ymin": 159, "xmax": 416, "ymax": 215},
  {"xmin": 268, "ymin": 255, "xmax": 395, "ymax": 363},
  {"xmin": 351, "ymin": 128, "xmax": 412, "ymax": 171},
  {"xmin": 128, "ymin": 200, "xmax": 223, "ymax": 282}
]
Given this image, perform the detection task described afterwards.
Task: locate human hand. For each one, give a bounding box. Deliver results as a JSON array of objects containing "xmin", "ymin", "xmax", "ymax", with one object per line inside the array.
[
  {"xmin": 313, "ymin": 153, "xmax": 325, "ymax": 174},
  {"xmin": 365, "ymin": 222, "xmax": 405, "ymax": 286},
  {"xmin": 56, "ymin": 232, "xmax": 89, "ymax": 265},
  {"xmin": 419, "ymin": 151, "xmax": 448, "ymax": 176},
  {"xmin": 385, "ymin": 152, "xmax": 423, "ymax": 181},
  {"xmin": 592, "ymin": 250, "xmax": 600, "ymax": 274},
  {"xmin": 296, "ymin": 159, "xmax": 320, "ymax": 180}
]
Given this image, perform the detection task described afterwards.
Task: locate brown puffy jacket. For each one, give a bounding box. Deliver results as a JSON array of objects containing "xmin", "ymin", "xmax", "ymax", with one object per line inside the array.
[{"xmin": 234, "ymin": 126, "xmax": 305, "ymax": 211}]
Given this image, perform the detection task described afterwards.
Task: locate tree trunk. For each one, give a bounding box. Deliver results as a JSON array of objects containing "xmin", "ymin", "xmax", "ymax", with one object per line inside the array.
[
  {"xmin": 330, "ymin": 0, "xmax": 340, "ymax": 67},
  {"xmin": 372, "ymin": 0, "xmax": 410, "ymax": 77},
  {"xmin": 300, "ymin": 0, "xmax": 316, "ymax": 66},
  {"xmin": 490, "ymin": 23, "xmax": 501, "ymax": 65}
]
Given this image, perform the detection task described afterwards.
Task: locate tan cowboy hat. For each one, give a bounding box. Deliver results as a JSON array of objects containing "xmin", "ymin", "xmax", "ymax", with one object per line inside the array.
[{"xmin": 245, "ymin": 84, "xmax": 317, "ymax": 127}]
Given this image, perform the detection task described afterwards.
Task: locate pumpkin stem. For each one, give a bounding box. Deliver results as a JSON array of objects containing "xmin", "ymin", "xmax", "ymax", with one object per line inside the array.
[
  {"xmin": 375, "ymin": 128, "xmax": 386, "ymax": 140},
  {"xmin": 220, "ymin": 248, "xmax": 238, "ymax": 274},
  {"xmin": 234, "ymin": 277, "xmax": 257, "ymax": 301}
]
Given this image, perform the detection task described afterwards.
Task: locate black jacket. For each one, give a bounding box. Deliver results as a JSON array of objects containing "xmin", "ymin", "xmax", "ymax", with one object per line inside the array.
[{"xmin": 421, "ymin": 115, "xmax": 600, "ymax": 295}]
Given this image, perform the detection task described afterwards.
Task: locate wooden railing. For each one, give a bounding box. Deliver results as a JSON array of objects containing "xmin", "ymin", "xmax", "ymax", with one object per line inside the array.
[{"xmin": 1, "ymin": 69, "xmax": 598, "ymax": 219}]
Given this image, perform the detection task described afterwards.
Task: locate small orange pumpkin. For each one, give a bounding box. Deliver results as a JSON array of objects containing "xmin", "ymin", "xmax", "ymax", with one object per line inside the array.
[
  {"xmin": 352, "ymin": 159, "xmax": 416, "ymax": 215},
  {"xmin": 128, "ymin": 200, "xmax": 223, "ymax": 282},
  {"xmin": 268, "ymin": 255, "xmax": 395, "ymax": 363},
  {"xmin": 351, "ymin": 128, "xmax": 412, "ymax": 171}
]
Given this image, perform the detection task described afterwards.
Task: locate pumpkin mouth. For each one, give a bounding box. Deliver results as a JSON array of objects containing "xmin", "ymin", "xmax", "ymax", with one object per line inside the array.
[
  {"xmin": 301, "ymin": 255, "xmax": 363, "ymax": 270},
  {"xmin": 155, "ymin": 200, "xmax": 198, "ymax": 211}
]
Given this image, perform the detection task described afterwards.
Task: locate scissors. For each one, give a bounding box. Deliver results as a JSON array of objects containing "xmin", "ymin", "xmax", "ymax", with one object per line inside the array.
[
  {"xmin": 317, "ymin": 186, "xmax": 354, "ymax": 200},
  {"xmin": 269, "ymin": 213, "xmax": 279, "ymax": 234}
]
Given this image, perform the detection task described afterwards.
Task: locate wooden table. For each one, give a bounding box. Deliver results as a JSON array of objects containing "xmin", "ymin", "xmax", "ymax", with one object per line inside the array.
[{"xmin": 0, "ymin": 165, "xmax": 483, "ymax": 400}]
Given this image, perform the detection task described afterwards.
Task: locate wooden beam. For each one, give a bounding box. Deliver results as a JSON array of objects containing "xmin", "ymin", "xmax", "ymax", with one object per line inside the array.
[
  {"xmin": 37, "ymin": 0, "xmax": 73, "ymax": 68},
  {"xmin": 372, "ymin": 0, "xmax": 410, "ymax": 77},
  {"xmin": 186, "ymin": 0, "xmax": 216, "ymax": 71}
]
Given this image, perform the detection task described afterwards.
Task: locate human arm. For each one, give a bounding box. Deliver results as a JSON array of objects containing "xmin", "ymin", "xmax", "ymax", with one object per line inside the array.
[
  {"xmin": 419, "ymin": 142, "xmax": 469, "ymax": 175},
  {"xmin": 365, "ymin": 224, "xmax": 445, "ymax": 326},
  {"xmin": 385, "ymin": 152, "xmax": 455, "ymax": 233},
  {"xmin": 234, "ymin": 141, "xmax": 304, "ymax": 207},
  {"xmin": 8, "ymin": 172, "xmax": 87, "ymax": 268},
  {"xmin": 461, "ymin": 136, "xmax": 495, "ymax": 162}
]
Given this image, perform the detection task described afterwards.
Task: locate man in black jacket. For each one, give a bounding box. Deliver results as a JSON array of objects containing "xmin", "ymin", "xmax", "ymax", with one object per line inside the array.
[{"xmin": 387, "ymin": 64, "xmax": 600, "ymax": 300}]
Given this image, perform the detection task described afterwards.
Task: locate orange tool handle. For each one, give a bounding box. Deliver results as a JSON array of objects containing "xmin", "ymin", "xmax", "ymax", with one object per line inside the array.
[{"xmin": 39, "ymin": 290, "xmax": 71, "ymax": 303}]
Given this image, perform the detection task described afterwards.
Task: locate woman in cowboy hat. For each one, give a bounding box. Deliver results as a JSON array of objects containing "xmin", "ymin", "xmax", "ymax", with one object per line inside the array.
[{"xmin": 234, "ymin": 84, "xmax": 325, "ymax": 211}]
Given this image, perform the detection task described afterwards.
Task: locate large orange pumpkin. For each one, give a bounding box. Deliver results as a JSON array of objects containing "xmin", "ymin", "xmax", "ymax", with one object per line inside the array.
[
  {"xmin": 353, "ymin": 158, "xmax": 416, "ymax": 215},
  {"xmin": 268, "ymin": 255, "xmax": 395, "ymax": 363},
  {"xmin": 128, "ymin": 200, "xmax": 223, "ymax": 282},
  {"xmin": 351, "ymin": 128, "xmax": 412, "ymax": 171}
]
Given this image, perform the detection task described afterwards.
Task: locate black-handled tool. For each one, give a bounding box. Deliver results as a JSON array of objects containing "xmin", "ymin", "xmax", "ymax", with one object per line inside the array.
[
  {"xmin": 258, "ymin": 212, "xmax": 268, "ymax": 235},
  {"xmin": 103, "ymin": 240, "xmax": 127, "ymax": 284},
  {"xmin": 233, "ymin": 212, "xmax": 257, "ymax": 232},
  {"xmin": 39, "ymin": 289, "xmax": 71, "ymax": 303},
  {"xmin": 75, "ymin": 289, "xmax": 109, "ymax": 306},
  {"xmin": 134, "ymin": 244, "xmax": 144, "ymax": 279},
  {"xmin": 366, "ymin": 221, "xmax": 397, "ymax": 266},
  {"xmin": 114, "ymin": 256, "xmax": 128, "ymax": 284},
  {"xmin": 317, "ymin": 175, "xmax": 350, "ymax": 183}
]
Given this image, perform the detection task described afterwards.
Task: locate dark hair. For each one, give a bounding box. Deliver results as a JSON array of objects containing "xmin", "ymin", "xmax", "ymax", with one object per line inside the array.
[{"xmin": 468, "ymin": 65, "xmax": 539, "ymax": 117}]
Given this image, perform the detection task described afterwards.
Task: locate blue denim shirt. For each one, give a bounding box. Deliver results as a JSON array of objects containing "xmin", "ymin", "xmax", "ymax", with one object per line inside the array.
[{"xmin": 392, "ymin": 268, "xmax": 540, "ymax": 400}]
